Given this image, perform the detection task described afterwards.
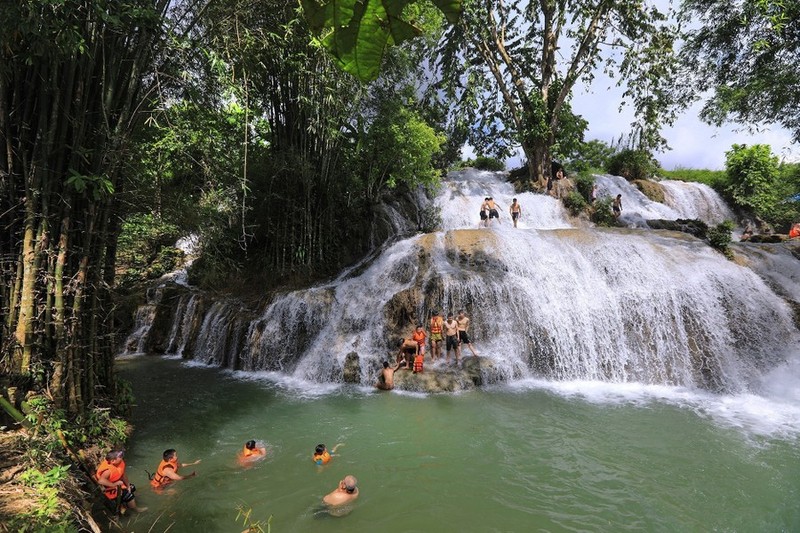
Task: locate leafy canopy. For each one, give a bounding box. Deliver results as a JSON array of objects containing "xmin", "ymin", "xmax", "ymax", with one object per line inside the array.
[
  {"xmin": 301, "ymin": 0, "xmax": 461, "ymax": 81},
  {"xmin": 681, "ymin": 0, "xmax": 800, "ymax": 141}
]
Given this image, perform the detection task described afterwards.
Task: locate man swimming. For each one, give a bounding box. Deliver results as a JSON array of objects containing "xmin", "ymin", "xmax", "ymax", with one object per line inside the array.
[{"xmin": 323, "ymin": 475, "xmax": 359, "ymax": 507}]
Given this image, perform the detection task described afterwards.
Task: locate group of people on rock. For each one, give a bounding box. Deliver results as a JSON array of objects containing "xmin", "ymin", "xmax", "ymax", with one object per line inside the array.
[
  {"xmin": 95, "ymin": 441, "xmax": 358, "ymax": 517},
  {"xmin": 376, "ymin": 310, "xmax": 479, "ymax": 390}
]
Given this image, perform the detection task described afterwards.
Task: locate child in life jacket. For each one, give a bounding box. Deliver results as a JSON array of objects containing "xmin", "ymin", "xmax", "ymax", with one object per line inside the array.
[
  {"xmin": 239, "ymin": 439, "xmax": 266, "ymax": 466},
  {"xmin": 412, "ymin": 324, "xmax": 426, "ymax": 373},
  {"xmin": 313, "ymin": 443, "xmax": 344, "ymax": 465}
]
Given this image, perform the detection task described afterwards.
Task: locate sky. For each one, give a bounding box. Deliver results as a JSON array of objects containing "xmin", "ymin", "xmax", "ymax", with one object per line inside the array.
[
  {"xmin": 487, "ymin": 81, "xmax": 800, "ymax": 172},
  {"xmin": 571, "ymin": 80, "xmax": 800, "ymax": 171}
]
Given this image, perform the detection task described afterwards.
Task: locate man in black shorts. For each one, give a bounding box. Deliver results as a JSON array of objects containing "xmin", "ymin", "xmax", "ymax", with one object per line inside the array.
[
  {"xmin": 444, "ymin": 313, "xmax": 461, "ymax": 365},
  {"xmin": 456, "ymin": 310, "xmax": 479, "ymax": 357}
]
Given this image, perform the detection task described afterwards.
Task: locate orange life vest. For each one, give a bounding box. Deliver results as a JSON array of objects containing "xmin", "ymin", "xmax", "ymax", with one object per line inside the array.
[
  {"xmin": 430, "ymin": 316, "xmax": 443, "ymax": 334},
  {"xmin": 313, "ymin": 450, "xmax": 331, "ymax": 465},
  {"xmin": 412, "ymin": 330, "xmax": 426, "ymax": 345},
  {"xmin": 242, "ymin": 445, "xmax": 264, "ymax": 458},
  {"xmin": 413, "ymin": 354, "xmax": 424, "ymax": 372},
  {"xmin": 790, "ymin": 226, "xmax": 800, "ymax": 238},
  {"xmin": 96, "ymin": 459, "xmax": 125, "ymax": 500},
  {"xmin": 150, "ymin": 459, "xmax": 177, "ymax": 489}
]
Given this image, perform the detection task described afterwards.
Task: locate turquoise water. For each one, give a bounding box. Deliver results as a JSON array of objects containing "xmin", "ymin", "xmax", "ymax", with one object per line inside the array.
[{"xmin": 117, "ymin": 356, "xmax": 800, "ymax": 532}]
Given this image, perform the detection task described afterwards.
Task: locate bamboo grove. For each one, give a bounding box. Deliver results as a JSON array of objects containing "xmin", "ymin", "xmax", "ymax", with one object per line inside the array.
[{"xmin": 1, "ymin": 0, "xmax": 170, "ymax": 414}]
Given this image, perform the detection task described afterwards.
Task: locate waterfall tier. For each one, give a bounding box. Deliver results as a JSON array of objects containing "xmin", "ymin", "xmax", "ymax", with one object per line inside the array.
[{"xmin": 123, "ymin": 169, "xmax": 800, "ymax": 393}]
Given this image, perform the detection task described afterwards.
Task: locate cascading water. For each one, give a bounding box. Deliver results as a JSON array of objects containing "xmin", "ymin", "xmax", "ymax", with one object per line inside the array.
[
  {"xmin": 122, "ymin": 287, "xmax": 162, "ymax": 355},
  {"xmin": 594, "ymin": 174, "xmax": 737, "ymax": 227},
  {"xmin": 137, "ymin": 169, "xmax": 799, "ymax": 394},
  {"xmin": 660, "ymin": 180, "xmax": 736, "ymax": 224}
]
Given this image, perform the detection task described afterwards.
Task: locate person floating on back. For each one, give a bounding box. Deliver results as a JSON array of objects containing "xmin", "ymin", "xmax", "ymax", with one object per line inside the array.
[
  {"xmin": 313, "ymin": 443, "xmax": 344, "ymax": 465},
  {"xmin": 239, "ymin": 439, "xmax": 266, "ymax": 466},
  {"xmin": 149, "ymin": 449, "xmax": 200, "ymax": 491},
  {"xmin": 95, "ymin": 449, "xmax": 146, "ymax": 513}
]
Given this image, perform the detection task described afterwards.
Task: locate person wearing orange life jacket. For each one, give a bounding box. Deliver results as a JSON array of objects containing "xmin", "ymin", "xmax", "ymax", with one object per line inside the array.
[
  {"xmin": 150, "ymin": 449, "xmax": 200, "ymax": 490},
  {"xmin": 239, "ymin": 440, "xmax": 266, "ymax": 466},
  {"xmin": 313, "ymin": 443, "xmax": 344, "ymax": 465},
  {"xmin": 790, "ymin": 222, "xmax": 800, "ymax": 239},
  {"xmin": 95, "ymin": 449, "xmax": 146, "ymax": 513},
  {"xmin": 429, "ymin": 310, "xmax": 444, "ymax": 362},
  {"xmin": 411, "ymin": 324, "xmax": 426, "ymax": 356}
]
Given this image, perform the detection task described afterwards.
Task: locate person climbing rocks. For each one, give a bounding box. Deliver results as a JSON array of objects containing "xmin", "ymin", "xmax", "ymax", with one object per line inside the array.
[
  {"xmin": 456, "ymin": 310, "xmax": 479, "ymax": 357},
  {"xmin": 149, "ymin": 449, "xmax": 199, "ymax": 491},
  {"xmin": 429, "ymin": 310, "xmax": 444, "ymax": 361},
  {"xmin": 376, "ymin": 360, "xmax": 401, "ymax": 390},
  {"xmin": 95, "ymin": 449, "xmax": 146, "ymax": 513},
  {"xmin": 444, "ymin": 313, "xmax": 461, "ymax": 365},
  {"xmin": 509, "ymin": 198, "xmax": 522, "ymax": 228}
]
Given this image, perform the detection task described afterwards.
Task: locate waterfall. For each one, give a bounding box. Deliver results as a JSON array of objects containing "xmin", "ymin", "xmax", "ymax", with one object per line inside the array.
[
  {"xmin": 165, "ymin": 293, "xmax": 201, "ymax": 356},
  {"xmin": 437, "ymin": 170, "xmax": 573, "ymax": 230},
  {"xmin": 660, "ymin": 180, "xmax": 736, "ymax": 224},
  {"xmin": 122, "ymin": 287, "xmax": 162, "ymax": 355},
  {"xmin": 131, "ymin": 169, "xmax": 800, "ymax": 393},
  {"xmin": 594, "ymin": 174, "xmax": 736, "ymax": 227}
]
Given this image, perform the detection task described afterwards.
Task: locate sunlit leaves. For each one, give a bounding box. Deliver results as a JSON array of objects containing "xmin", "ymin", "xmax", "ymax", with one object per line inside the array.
[{"xmin": 300, "ymin": 0, "xmax": 461, "ymax": 81}]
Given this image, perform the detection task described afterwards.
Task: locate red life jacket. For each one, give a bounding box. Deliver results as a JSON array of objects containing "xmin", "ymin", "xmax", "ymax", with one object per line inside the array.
[{"xmin": 413, "ymin": 354, "xmax": 424, "ymax": 372}]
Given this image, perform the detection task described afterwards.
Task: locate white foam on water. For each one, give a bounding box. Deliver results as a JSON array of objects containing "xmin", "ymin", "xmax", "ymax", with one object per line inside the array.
[
  {"xmin": 507, "ymin": 373, "xmax": 800, "ymax": 440},
  {"xmin": 224, "ymin": 368, "xmax": 342, "ymax": 398}
]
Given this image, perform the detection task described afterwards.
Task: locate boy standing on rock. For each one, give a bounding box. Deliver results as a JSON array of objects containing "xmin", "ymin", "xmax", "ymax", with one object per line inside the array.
[
  {"xmin": 444, "ymin": 313, "xmax": 461, "ymax": 365},
  {"xmin": 456, "ymin": 310, "xmax": 479, "ymax": 357}
]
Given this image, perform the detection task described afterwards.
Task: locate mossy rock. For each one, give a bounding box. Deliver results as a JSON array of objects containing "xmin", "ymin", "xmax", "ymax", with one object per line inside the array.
[
  {"xmin": 391, "ymin": 356, "xmax": 494, "ymax": 392},
  {"xmin": 632, "ymin": 179, "xmax": 665, "ymax": 203}
]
